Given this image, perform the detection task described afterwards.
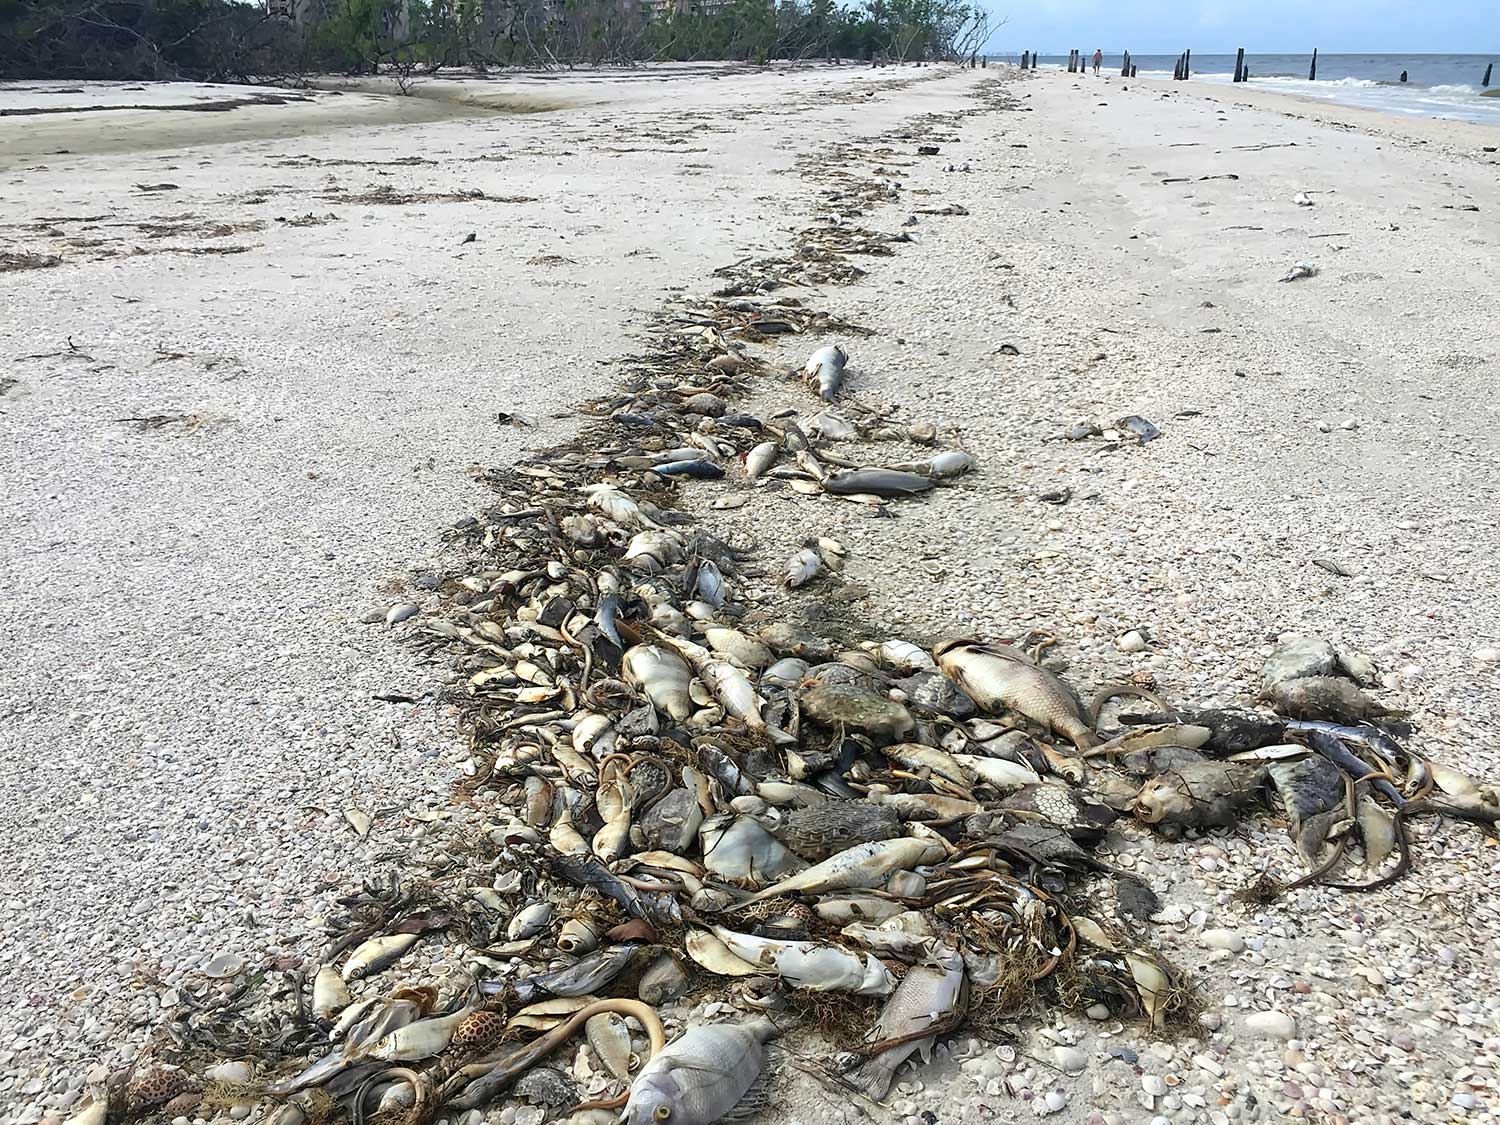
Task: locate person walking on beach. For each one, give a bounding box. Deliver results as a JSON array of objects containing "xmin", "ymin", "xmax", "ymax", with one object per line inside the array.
[{"xmin": 1092, "ymin": 48, "xmax": 1102, "ymax": 75}]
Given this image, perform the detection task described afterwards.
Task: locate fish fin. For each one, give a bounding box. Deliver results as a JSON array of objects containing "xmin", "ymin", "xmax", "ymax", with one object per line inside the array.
[{"xmin": 721, "ymin": 1060, "xmax": 774, "ymax": 1123}]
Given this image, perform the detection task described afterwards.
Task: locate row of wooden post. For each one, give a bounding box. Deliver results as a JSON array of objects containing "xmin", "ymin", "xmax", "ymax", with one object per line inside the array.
[{"xmin": 1017, "ymin": 49, "xmax": 1491, "ymax": 88}]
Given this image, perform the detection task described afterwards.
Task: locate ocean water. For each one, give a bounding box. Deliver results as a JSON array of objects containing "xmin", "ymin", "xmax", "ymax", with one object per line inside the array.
[{"xmin": 1010, "ymin": 53, "xmax": 1500, "ymax": 126}]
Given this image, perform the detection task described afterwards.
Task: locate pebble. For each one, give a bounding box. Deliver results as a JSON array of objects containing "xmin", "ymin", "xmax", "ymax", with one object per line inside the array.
[
  {"xmin": 1201, "ymin": 929, "xmax": 1245, "ymax": 953},
  {"xmin": 1246, "ymin": 1010, "xmax": 1297, "ymax": 1040},
  {"xmin": 1117, "ymin": 630, "xmax": 1148, "ymax": 653},
  {"xmin": 205, "ymin": 1061, "xmax": 251, "ymax": 1084},
  {"xmin": 1053, "ymin": 1046, "xmax": 1087, "ymax": 1074},
  {"xmin": 514, "ymin": 1108, "xmax": 544, "ymax": 1125},
  {"xmin": 1040, "ymin": 1089, "xmax": 1068, "ymax": 1114},
  {"xmin": 1086, "ymin": 1003, "xmax": 1112, "ymax": 1020},
  {"xmin": 1474, "ymin": 647, "xmax": 1500, "ymax": 664}
]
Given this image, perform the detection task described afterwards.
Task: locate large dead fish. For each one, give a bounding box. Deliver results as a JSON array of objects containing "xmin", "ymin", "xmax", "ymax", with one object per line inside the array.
[
  {"xmin": 622, "ymin": 1019, "xmax": 780, "ymax": 1125},
  {"xmin": 841, "ymin": 954, "xmax": 968, "ymax": 1099},
  {"xmin": 934, "ymin": 639, "xmax": 1096, "ymax": 750}
]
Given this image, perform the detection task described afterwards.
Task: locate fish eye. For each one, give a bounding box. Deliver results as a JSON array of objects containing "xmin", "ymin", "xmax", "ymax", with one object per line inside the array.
[{"xmin": 653, "ymin": 1107, "xmax": 672, "ymax": 1121}]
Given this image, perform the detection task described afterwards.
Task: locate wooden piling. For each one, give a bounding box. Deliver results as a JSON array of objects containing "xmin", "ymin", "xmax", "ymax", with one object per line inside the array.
[
  {"xmin": 1121, "ymin": 51, "xmax": 1130, "ymax": 77},
  {"xmin": 1233, "ymin": 48, "xmax": 1245, "ymax": 83},
  {"xmin": 1131, "ymin": 65, "xmax": 1137, "ymax": 78},
  {"xmin": 1183, "ymin": 49, "xmax": 1191, "ymax": 79},
  {"xmin": 1308, "ymin": 49, "xmax": 1317, "ymax": 81},
  {"xmin": 1484, "ymin": 63, "xmax": 1493, "ymax": 87}
]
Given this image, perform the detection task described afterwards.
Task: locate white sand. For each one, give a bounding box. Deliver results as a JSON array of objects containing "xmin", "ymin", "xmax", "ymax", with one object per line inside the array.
[{"xmin": 3, "ymin": 62, "xmax": 1499, "ymax": 1125}]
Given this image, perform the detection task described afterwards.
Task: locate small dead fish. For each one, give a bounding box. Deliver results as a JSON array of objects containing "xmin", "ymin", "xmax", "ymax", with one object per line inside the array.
[
  {"xmin": 1116, "ymin": 415, "xmax": 1160, "ymax": 443},
  {"xmin": 823, "ymin": 469, "xmax": 934, "ymax": 497},
  {"xmin": 785, "ymin": 546, "xmax": 822, "ymax": 587},
  {"xmin": 342, "ymin": 933, "xmax": 421, "ymax": 981},
  {"xmin": 622, "ymin": 1019, "xmax": 780, "ymax": 1125},
  {"xmin": 371, "ymin": 1007, "xmax": 471, "ymax": 1062},
  {"xmin": 311, "ymin": 964, "xmax": 353, "ymax": 1021},
  {"xmin": 623, "ymin": 645, "xmax": 695, "ymax": 721},
  {"xmin": 508, "ymin": 901, "xmax": 554, "ymax": 941},
  {"xmin": 803, "ymin": 343, "xmax": 848, "ymax": 401},
  {"xmin": 1133, "ymin": 761, "xmax": 1267, "ymax": 834},
  {"xmin": 654, "ymin": 458, "xmax": 724, "ymax": 479},
  {"xmin": 586, "ymin": 1011, "xmax": 634, "ymax": 1081},
  {"xmin": 1264, "ymin": 676, "xmax": 1402, "ymax": 723},
  {"xmin": 745, "ymin": 441, "xmax": 778, "ymax": 480},
  {"xmin": 711, "ymin": 927, "xmax": 894, "ymax": 994}
]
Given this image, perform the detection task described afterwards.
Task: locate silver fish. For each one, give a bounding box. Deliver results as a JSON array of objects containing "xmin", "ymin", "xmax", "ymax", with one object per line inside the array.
[
  {"xmin": 745, "ymin": 441, "xmax": 778, "ymax": 480},
  {"xmin": 622, "ymin": 1019, "xmax": 780, "ymax": 1125},
  {"xmin": 803, "ymin": 343, "xmax": 848, "ymax": 401},
  {"xmin": 843, "ymin": 955, "xmax": 968, "ymax": 1098},
  {"xmin": 342, "ymin": 933, "xmax": 420, "ymax": 981},
  {"xmin": 785, "ymin": 546, "xmax": 822, "ymax": 588}
]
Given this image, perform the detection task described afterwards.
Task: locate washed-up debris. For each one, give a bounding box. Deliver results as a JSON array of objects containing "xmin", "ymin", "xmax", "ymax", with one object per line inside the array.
[
  {"xmin": 1279, "ymin": 261, "xmax": 1318, "ymax": 282},
  {"xmin": 1293, "ymin": 192, "xmax": 1314, "ymax": 207},
  {"xmin": 86, "ymin": 84, "xmax": 1500, "ymax": 1125}
]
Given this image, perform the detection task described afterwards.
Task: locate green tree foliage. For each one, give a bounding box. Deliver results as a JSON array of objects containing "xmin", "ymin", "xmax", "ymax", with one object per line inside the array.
[{"xmin": 0, "ymin": 0, "xmax": 988, "ymax": 80}]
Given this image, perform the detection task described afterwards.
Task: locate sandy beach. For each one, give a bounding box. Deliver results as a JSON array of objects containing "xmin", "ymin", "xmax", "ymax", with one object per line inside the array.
[{"xmin": 3, "ymin": 62, "xmax": 1499, "ymax": 1125}]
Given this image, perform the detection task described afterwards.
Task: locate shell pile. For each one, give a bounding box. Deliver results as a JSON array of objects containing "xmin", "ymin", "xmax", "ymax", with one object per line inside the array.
[{"xmin": 87, "ymin": 86, "xmax": 1500, "ymax": 1125}]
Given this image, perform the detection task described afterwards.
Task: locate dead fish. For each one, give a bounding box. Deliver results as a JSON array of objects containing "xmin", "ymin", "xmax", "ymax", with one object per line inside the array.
[
  {"xmin": 745, "ymin": 441, "xmax": 778, "ymax": 480},
  {"xmin": 934, "ymin": 639, "xmax": 1096, "ymax": 750},
  {"xmin": 731, "ymin": 837, "xmax": 946, "ymax": 909},
  {"xmin": 586, "ymin": 1011, "xmax": 634, "ymax": 1081},
  {"xmin": 1279, "ymin": 260, "xmax": 1318, "ymax": 282},
  {"xmin": 1264, "ymin": 676, "xmax": 1402, "ymax": 723},
  {"xmin": 951, "ymin": 752, "xmax": 1040, "ymax": 789},
  {"xmin": 1128, "ymin": 708, "xmax": 1288, "ymax": 755},
  {"xmin": 776, "ymin": 800, "xmax": 903, "ymax": 860},
  {"xmin": 800, "ymin": 682, "xmax": 914, "ymax": 742},
  {"xmin": 642, "ymin": 786, "xmax": 707, "ymax": 854},
  {"xmin": 703, "ymin": 627, "xmax": 772, "ymax": 669},
  {"xmin": 888, "ymin": 450, "xmax": 975, "ymax": 479},
  {"xmin": 865, "ymin": 788, "xmax": 981, "ymax": 823},
  {"xmin": 711, "ymin": 928, "xmax": 894, "ymax": 994},
  {"xmin": 700, "ymin": 814, "xmax": 805, "ymax": 883},
  {"xmin": 312, "ymin": 964, "xmax": 353, "ymax": 1021},
  {"xmin": 500, "ymin": 944, "xmax": 642, "ymax": 1002},
  {"xmin": 623, "ymin": 645, "xmax": 695, "ymax": 721},
  {"xmin": 842, "ymin": 956, "xmax": 968, "ymax": 1098},
  {"xmin": 1116, "ymin": 415, "xmax": 1160, "ymax": 443},
  {"xmin": 622, "ymin": 1019, "xmax": 780, "ymax": 1125},
  {"xmin": 342, "ymin": 933, "xmax": 421, "ymax": 981},
  {"xmin": 885, "ymin": 742, "xmax": 973, "ymax": 788},
  {"xmin": 654, "ymin": 458, "xmax": 724, "ymax": 479},
  {"xmin": 823, "ymin": 469, "xmax": 934, "ymax": 497},
  {"xmin": 585, "ymin": 484, "xmax": 662, "ymax": 529},
  {"xmin": 759, "ymin": 623, "xmax": 836, "ymax": 661},
  {"xmin": 1268, "ymin": 754, "xmax": 1346, "ymax": 865},
  {"xmin": 803, "ymin": 343, "xmax": 848, "ymax": 401},
  {"xmin": 864, "ymin": 639, "xmax": 935, "ymax": 674},
  {"xmin": 1133, "ymin": 761, "xmax": 1267, "ymax": 835},
  {"xmin": 371, "ymin": 1007, "xmax": 471, "ymax": 1062},
  {"xmin": 785, "ymin": 546, "xmax": 823, "ymax": 588},
  {"xmin": 508, "ymin": 901, "xmax": 554, "ymax": 941}
]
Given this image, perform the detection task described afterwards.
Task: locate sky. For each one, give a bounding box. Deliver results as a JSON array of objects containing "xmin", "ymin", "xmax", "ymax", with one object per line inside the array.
[{"xmin": 982, "ymin": 0, "xmax": 1497, "ymax": 55}]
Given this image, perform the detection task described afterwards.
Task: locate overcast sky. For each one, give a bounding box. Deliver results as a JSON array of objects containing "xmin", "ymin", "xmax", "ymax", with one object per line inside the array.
[{"xmin": 984, "ymin": 0, "xmax": 1496, "ymax": 55}]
